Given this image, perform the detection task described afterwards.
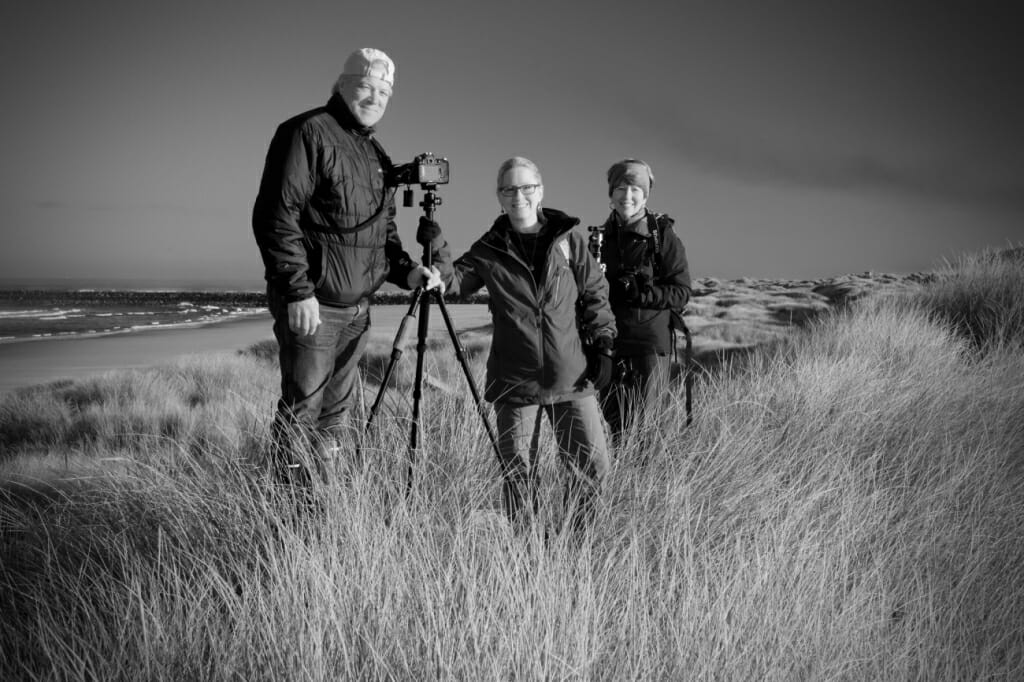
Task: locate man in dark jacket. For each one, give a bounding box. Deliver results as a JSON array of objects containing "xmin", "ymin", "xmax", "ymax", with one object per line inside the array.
[
  {"xmin": 596, "ymin": 159, "xmax": 691, "ymax": 445},
  {"xmin": 252, "ymin": 48, "xmax": 441, "ymax": 484}
]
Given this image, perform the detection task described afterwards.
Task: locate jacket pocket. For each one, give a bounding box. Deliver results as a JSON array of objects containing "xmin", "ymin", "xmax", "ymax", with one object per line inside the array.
[{"xmin": 303, "ymin": 237, "xmax": 327, "ymax": 288}]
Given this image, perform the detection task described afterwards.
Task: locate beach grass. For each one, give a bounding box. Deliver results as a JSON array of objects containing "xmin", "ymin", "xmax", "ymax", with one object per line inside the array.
[{"xmin": 1, "ymin": 248, "xmax": 1022, "ymax": 680}]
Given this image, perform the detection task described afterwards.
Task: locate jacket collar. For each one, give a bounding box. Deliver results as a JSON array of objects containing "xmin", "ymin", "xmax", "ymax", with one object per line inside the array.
[
  {"xmin": 606, "ymin": 209, "xmax": 651, "ymax": 236},
  {"xmin": 483, "ymin": 208, "xmax": 580, "ymax": 251}
]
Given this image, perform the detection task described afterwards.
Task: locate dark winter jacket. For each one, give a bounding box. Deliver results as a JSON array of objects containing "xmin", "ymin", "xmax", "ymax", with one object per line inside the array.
[
  {"xmin": 435, "ymin": 209, "xmax": 616, "ymax": 405},
  {"xmin": 252, "ymin": 95, "xmax": 417, "ymax": 307},
  {"xmin": 598, "ymin": 210, "xmax": 691, "ymax": 356}
]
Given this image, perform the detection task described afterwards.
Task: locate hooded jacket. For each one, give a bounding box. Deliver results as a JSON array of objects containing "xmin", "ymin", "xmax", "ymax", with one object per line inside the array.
[
  {"xmin": 436, "ymin": 208, "xmax": 616, "ymax": 405},
  {"xmin": 252, "ymin": 95, "xmax": 416, "ymax": 307}
]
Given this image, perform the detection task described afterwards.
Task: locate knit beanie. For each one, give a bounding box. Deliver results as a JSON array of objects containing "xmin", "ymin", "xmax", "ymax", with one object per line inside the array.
[
  {"xmin": 607, "ymin": 159, "xmax": 654, "ymax": 197},
  {"xmin": 342, "ymin": 47, "xmax": 395, "ymax": 87}
]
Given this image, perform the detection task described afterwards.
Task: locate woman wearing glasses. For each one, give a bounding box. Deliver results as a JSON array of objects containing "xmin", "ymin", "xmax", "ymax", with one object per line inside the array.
[{"xmin": 417, "ymin": 156, "xmax": 616, "ymax": 536}]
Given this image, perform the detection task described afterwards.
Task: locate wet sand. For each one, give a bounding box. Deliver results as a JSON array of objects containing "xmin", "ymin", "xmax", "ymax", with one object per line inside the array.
[{"xmin": 0, "ymin": 304, "xmax": 492, "ymax": 395}]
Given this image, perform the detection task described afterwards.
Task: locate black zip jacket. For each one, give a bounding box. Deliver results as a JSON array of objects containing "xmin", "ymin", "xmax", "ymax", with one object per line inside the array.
[
  {"xmin": 252, "ymin": 95, "xmax": 416, "ymax": 307},
  {"xmin": 434, "ymin": 209, "xmax": 616, "ymax": 404}
]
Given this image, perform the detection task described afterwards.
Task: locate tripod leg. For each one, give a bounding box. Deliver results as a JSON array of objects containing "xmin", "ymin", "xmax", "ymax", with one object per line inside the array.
[
  {"xmin": 433, "ymin": 293, "xmax": 501, "ymax": 460},
  {"xmin": 365, "ymin": 288, "xmax": 423, "ymax": 431},
  {"xmin": 406, "ymin": 290, "xmax": 432, "ymax": 494},
  {"xmin": 683, "ymin": 326, "xmax": 693, "ymax": 426}
]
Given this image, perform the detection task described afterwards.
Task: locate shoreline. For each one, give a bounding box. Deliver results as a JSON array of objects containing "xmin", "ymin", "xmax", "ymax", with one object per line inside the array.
[
  {"xmin": 0, "ymin": 310, "xmax": 269, "ymax": 346},
  {"xmin": 0, "ymin": 304, "xmax": 494, "ymax": 395}
]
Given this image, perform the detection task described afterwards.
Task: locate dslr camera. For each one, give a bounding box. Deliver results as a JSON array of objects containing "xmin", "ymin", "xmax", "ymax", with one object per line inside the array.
[{"xmin": 388, "ymin": 152, "xmax": 450, "ymax": 187}]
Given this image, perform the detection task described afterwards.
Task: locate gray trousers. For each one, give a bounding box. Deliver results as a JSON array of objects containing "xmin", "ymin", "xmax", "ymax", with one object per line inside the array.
[{"xmin": 493, "ymin": 396, "xmax": 609, "ymax": 532}]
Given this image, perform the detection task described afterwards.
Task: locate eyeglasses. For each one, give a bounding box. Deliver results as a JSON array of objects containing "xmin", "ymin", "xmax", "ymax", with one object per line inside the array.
[{"xmin": 498, "ymin": 184, "xmax": 541, "ymax": 197}]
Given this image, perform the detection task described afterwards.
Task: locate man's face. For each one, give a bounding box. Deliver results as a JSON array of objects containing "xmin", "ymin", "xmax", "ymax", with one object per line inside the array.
[
  {"xmin": 340, "ymin": 75, "xmax": 392, "ymax": 127},
  {"xmin": 611, "ymin": 184, "xmax": 647, "ymax": 222}
]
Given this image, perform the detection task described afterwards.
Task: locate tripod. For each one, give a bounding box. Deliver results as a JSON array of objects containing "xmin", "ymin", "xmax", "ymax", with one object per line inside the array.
[{"xmin": 365, "ymin": 185, "xmax": 500, "ymax": 491}]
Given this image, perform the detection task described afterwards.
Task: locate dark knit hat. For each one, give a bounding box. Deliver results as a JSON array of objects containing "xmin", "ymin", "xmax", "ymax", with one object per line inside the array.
[{"xmin": 607, "ymin": 159, "xmax": 654, "ymax": 197}]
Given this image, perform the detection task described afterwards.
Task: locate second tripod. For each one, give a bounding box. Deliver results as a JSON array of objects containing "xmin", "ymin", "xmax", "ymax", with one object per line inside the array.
[{"xmin": 365, "ymin": 186, "xmax": 500, "ymax": 490}]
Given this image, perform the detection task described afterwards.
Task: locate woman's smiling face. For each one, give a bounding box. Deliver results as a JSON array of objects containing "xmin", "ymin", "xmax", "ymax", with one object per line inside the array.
[
  {"xmin": 611, "ymin": 183, "xmax": 647, "ymax": 222},
  {"xmin": 497, "ymin": 166, "xmax": 544, "ymax": 228}
]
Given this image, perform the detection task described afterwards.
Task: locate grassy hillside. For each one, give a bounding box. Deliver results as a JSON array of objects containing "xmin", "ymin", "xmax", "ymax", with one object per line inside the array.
[{"xmin": 1, "ymin": 248, "xmax": 1022, "ymax": 680}]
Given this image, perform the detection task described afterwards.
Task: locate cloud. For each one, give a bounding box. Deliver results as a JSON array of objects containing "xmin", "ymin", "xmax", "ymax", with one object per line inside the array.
[
  {"xmin": 679, "ymin": 133, "xmax": 1024, "ymax": 209},
  {"xmin": 578, "ymin": 78, "xmax": 1024, "ymax": 214},
  {"xmin": 657, "ymin": 115, "xmax": 1024, "ymax": 213}
]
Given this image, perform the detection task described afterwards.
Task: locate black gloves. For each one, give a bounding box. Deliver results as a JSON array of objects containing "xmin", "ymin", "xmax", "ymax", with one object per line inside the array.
[
  {"xmin": 416, "ymin": 216, "xmax": 443, "ymax": 247},
  {"xmin": 609, "ymin": 272, "xmax": 648, "ymax": 305},
  {"xmin": 586, "ymin": 334, "xmax": 615, "ymax": 391},
  {"xmin": 609, "ymin": 273, "xmax": 638, "ymax": 305}
]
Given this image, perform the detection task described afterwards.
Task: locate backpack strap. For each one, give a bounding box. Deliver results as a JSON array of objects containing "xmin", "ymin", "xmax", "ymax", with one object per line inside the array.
[
  {"xmin": 646, "ymin": 211, "xmax": 693, "ymax": 425},
  {"xmin": 646, "ymin": 211, "xmax": 666, "ymax": 276}
]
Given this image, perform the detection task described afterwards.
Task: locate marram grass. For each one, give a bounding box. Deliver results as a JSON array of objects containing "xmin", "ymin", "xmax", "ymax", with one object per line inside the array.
[{"xmin": 1, "ymin": 249, "xmax": 1023, "ymax": 680}]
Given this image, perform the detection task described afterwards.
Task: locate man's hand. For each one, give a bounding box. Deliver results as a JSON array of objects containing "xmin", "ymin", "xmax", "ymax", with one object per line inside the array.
[
  {"xmin": 407, "ymin": 265, "xmax": 445, "ymax": 293},
  {"xmin": 287, "ymin": 297, "xmax": 321, "ymax": 336},
  {"xmin": 416, "ymin": 217, "xmax": 443, "ymax": 247}
]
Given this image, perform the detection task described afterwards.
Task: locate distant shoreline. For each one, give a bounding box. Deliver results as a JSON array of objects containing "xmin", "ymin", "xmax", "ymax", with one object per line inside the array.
[
  {"xmin": 0, "ymin": 288, "xmax": 491, "ymax": 345},
  {"xmin": 0, "ymin": 289, "xmax": 267, "ymax": 308},
  {"xmin": 0, "ymin": 289, "xmax": 491, "ymax": 307},
  {"xmin": 0, "ymin": 310, "xmax": 271, "ymax": 347},
  {"xmin": 0, "ymin": 304, "xmax": 493, "ymax": 395}
]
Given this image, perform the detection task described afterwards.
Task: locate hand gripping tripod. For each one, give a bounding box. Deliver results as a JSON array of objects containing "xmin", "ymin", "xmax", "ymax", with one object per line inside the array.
[{"xmin": 365, "ymin": 185, "xmax": 500, "ymax": 491}]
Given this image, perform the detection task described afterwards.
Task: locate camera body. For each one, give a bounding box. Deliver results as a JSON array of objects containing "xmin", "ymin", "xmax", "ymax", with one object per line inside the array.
[{"xmin": 389, "ymin": 152, "xmax": 450, "ymax": 187}]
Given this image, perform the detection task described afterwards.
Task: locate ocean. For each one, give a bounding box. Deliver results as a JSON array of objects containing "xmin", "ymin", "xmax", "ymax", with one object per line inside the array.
[
  {"xmin": 0, "ymin": 281, "xmax": 491, "ymax": 394},
  {"xmin": 0, "ymin": 290, "xmax": 266, "ymax": 343},
  {"xmin": 0, "ymin": 278, "xmax": 414, "ymax": 342}
]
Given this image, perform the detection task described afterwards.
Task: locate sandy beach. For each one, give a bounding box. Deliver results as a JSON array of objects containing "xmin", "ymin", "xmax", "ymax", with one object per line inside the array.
[{"xmin": 0, "ymin": 304, "xmax": 493, "ymax": 394}]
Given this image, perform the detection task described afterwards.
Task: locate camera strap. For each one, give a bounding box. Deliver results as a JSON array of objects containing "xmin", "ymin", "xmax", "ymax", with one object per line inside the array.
[
  {"xmin": 647, "ymin": 212, "xmax": 663, "ymax": 275},
  {"xmin": 313, "ymin": 137, "xmax": 394, "ymax": 235},
  {"xmin": 301, "ymin": 193, "xmax": 393, "ymax": 236}
]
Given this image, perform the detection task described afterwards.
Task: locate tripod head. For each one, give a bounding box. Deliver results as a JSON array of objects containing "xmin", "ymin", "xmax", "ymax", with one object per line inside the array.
[
  {"xmin": 405, "ymin": 184, "xmax": 443, "ymax": 267},
  {"xmin": 416, "ymin": 185, "xmax": 442, "ymax": 218}
]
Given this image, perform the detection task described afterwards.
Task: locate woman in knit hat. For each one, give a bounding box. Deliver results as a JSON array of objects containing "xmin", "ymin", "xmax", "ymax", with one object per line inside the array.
[{"xmin": 592, "ymin": 159, "xmax": 692, "ymax": 450}]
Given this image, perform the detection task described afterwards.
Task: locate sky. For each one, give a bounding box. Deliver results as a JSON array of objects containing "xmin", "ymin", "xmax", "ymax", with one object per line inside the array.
[{"xmin": 1, "ymin": 0, "xmax": 1021, "ymax": 286}]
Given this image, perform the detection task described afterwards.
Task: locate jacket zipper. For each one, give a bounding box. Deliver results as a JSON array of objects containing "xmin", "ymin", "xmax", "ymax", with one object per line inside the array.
[{"xmin": 483, "ymin": 235, "xmax": 546, "ymax": 392}]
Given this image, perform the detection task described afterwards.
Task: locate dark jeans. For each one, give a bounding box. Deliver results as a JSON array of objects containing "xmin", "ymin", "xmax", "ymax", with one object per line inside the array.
[
  {"xmin": 599, "ymin": 352, "xmax": 671, "ymax": 442},
  {"xmin": 269, "ymin": 297, "xmax": 370, "ymax": 479}
]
